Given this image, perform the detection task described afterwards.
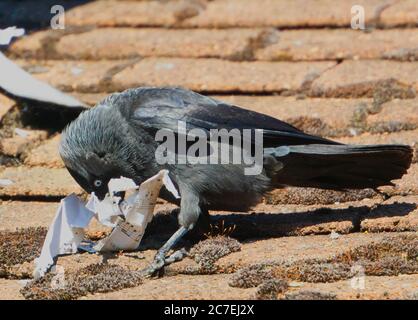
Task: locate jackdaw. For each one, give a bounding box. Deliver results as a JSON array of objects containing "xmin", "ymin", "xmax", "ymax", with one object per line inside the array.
[{"xmin": 59, "ymin": 87, "xmax": 413, "ymax": 275}]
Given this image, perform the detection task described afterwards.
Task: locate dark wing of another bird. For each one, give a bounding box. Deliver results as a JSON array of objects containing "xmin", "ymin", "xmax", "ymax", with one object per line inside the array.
[{"xmin": 108, "ymin": 87, "xmax": 339, "ymax": 147}]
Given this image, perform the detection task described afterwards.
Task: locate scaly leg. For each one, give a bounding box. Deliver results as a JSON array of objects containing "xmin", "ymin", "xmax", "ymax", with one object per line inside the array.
[
  {"xmin": 143, "ymin": 189, "xmax": 203, "ymax": 277},
  {"xmin": 142, "ymin": 226, "xmax": 188, "ymax": 277}
]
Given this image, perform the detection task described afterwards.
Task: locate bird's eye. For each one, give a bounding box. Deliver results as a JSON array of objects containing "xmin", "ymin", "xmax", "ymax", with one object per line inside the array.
[{"xmin": 94, "ymin": 179, "xmax": 103, "ymax": 188}]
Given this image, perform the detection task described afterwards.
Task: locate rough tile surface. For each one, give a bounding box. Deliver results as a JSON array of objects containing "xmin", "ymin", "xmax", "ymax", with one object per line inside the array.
[{"xmin": 1, "ymin": 0, "xmax": 418, "ymax": 301}]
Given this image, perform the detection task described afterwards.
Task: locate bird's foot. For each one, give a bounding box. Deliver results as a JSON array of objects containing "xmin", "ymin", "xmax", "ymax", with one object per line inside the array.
[
  {"xmin": 142, "ymin": 252, "xmax": 165, "ymax": 277},
  {"xmin": 142, "ymin": 248, "xmax": 188, "ymax": 278},
  {"xmin": 165, "ymin": 248, "xmax": 188, "ymax": 264}
]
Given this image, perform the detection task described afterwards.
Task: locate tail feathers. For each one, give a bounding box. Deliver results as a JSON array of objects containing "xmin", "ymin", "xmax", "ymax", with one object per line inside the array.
[{"xmin": 266, "ymin": 144, "xmax": 413, "ymax": 190}]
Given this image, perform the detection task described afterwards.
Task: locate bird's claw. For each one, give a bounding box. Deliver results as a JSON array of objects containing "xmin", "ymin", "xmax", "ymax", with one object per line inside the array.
[
  {"xmin": 142, "ymin": 253, "xmax": 166, "ymax": 277},
  {"xmin": 142, "ymin": 248, "xmax": 188, "ymax": 278}
]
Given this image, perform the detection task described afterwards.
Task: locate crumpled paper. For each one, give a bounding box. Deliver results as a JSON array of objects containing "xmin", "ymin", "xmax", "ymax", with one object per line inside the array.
[
  {"xmin": 34, "ymin": 170, "xmax": 179, "ymax": 279},
  {"xmin": 0, "ymin": 25, "xmax": 85, "ymax": 109},
  {"xmin": 0, "ymin": 52, "xmax": 86, "ymax": 109},
  {"xmin": 33, "ymin": 194, "xmax": 95, "ymax": 279},
  {"xmin": 0, "ymin": 26, "xmax": 25, "ymax": 45}
]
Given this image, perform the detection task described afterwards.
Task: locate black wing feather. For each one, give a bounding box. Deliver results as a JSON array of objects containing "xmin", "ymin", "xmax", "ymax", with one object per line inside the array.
[{"xmin": 104, "ymin": 87, "xmax": 338, "ymax": 147}]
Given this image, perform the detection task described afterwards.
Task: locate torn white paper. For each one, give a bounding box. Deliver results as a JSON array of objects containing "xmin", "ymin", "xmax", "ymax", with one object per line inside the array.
[
  {"xmin": 108, "ymin": 176, "xmax": 137, "ymax": 195},
  {"xmin": 34, "ymin": 170, "xmax": 179, "ymax": 278},
  {"xmin": 162, "ymin": 171, "xmax": 180, "ymax": 199},
  {"xmin": 33, "ymin": 194, "xmax": 95, "ymax": 279},
  {"xmin": 93, "ymin": 219, "xmax": 143, "ymax": 252},
  {"xmin": 92, "ymin": 193, "xmax": 122, "ymax": 228},
  {"xmin": 0, "ymin": 26, "xmax": 25, "ymax": 45},
  {"xmin": 85, "ymin": 191, "xmax": 123, "ymax": 227},
  {"xmin": 94, "ymin": 170, "xmax": 178, "ymax": 252},
  {"xmin": 0, "ymin": 52, "xmax": 86, "ymax": 109}
]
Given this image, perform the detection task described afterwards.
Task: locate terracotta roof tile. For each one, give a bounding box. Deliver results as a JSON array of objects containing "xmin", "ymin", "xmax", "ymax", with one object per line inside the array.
[
  {"xmin": 0, "ymin": 201, "xmax": 59, "ymax": 231},
  {"xmin": 380, "ymin": 163, "xmax": 418, "ymax": 196},
  {"xmin": 265, "ymin": 187, "xmax": 378, "ymax": 206},
  {"xmin": 24, "ymin": 135, "xmax": 64, "ymax": 168},
  {"xmin": 287, "ymin": 274, "xmax": 418, "ymax": 300},
  {"xmin": 66, "ymin": 0, "xmax": 397, "ymax": 28},
  {"xmin": 184, "ymin": 0, "xmax": 396, "ymax": 28},
  {"xmin": 380, "ymin": 0, "xmax": 418, "ymax": 27},
  {"xmin": 86, "ymin": 274, "xmax": 255, "ymax": 300},
  {"xmin": 360, "ymin": 195, "xmax": 418, "ymax": 232},
  {"xmin": 8, "ymin": 30, "xmax": 58, "ymax": 59},
  {"xmin": 0, "ymin": 130, "xmax": 48, "ymax": 158},
  {"xmin": 66, "ymin": 0, "xmax": 205, "ymax": 27},
  {"xmin": 112, "ymin": 58, "xmax": 336, "ymax": 93},
  {"xmin": 13, "ymin": 28, "xmax": 418, "ymax": 62},
  {"xmin": 310, "ymin": 60, "xmax": 418, "ymax": 97},
  {"xmin": 214, "ymin": 233, "xmax": 389, "ymax": 268},
  {"xmin": 53, "ymin": 28, "xmax": 264, "ymax": 60},
  {"xmin": 16, "ymin": 59, "xmax": 133, "ymax": 93},
  {"xmin": 255, "ymin": 29, "xmax": 418, "ymax": 61},
  {"xmin": 214, "ymin": 96, "xmax": 370, "ymax": 137},
  {"xmin": 0, "ymin": 167, "xmax": 82, "ymax": 197},
  {"xmin": 1, "ymin": 0, "xmax": 418, "ymax": 300},
  {"xmin": 367, "ymin": 98, "xmax": 418, "ymax": 129}
]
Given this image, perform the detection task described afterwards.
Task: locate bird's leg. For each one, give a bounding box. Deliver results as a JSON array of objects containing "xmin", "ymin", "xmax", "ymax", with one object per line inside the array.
[
  {"xmin": 142, "ymin": 226, "xmax": 188, "ymax": 277},
  {"xmin": 143, "ymin": 187, "xmax": 202, "ymax": 277}
]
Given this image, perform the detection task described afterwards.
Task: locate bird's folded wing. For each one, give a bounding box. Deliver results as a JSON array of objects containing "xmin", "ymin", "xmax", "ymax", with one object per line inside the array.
[{"xmin": 119, "ymin": 87, "xmax": 337, "ymax": 146}]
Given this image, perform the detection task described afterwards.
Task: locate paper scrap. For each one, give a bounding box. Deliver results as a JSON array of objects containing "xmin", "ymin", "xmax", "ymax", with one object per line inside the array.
[
  {"xmin": 92, "ymin": 193, "xmax": 123, "ymax": 228},
  {"xmin": 34, "ymin": 170, "xmax": 179, "ymax": 278},
  {"xmin": 33, "ymin": 194, "xmax": 95, "ymax": 279},
  {"xmin": 94, "ymin": 170, "xmax": 176, "ymax": 252},
  {"xmin": 162, "ymin": 171, "xmax": 180, "ymax": 199},
  {"xmin": 108, "ymin": 176, "xmax": 137, "ymax": 195},
  {"xmin": 0, "ymin": 52, "xmax": 86, "ymax": 109},
  {"xmin": 0, "ymin": 26, "xmax": 25, "ymax": 45},
  {"xmin": 93, "ymin": 218, "xmax": 143, "ymax": 252}
]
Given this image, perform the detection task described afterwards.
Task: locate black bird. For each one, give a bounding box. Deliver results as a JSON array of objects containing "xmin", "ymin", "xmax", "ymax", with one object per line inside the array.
[{"xmin": 59, "ymin": 87, "xmax": 413, "ymax": 275}]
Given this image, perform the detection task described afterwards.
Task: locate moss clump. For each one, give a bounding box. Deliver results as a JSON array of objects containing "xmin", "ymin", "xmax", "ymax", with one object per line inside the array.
[
  {"xmin": 229, "ymin": 263, "xmax": 275, "ymax": 288},
  {"xmin": 349, "ymin": 103, "xmax": 369, "ymax": 133},
  {"xmin": 287, "ymin": 116, "xmax": 330, "ymax": 137},
  {"xmin": 0, "ymin": 227, "xmax": 47, "ymax": 268},
  {"xmin": 230, "ymin": 233, "xmax": 418, "ymax": 289},
  {"xmin": 372, "ymin": 79, "xmax": 416, "ymax": 108},
  {"xmin": 274, "ymin": 261, "xmax": 351, "ymax": 283},
  {"xmin": 253, "ymin": 279, "xmax": 288, "ymax": 300},
  {"xmin": 265, "ymin": 187, "xmax": 377, "ymax": 206},
  {"xmin": 368, "ymin": 121, "xmax": 417, "ymax": 134},
  {"xmin": 21, "ymin": 263, "xmax": 143, "ymax": 300},
  {"xmin": 272, "ymin": 233, "xmax": 418, "ymax": 283},
  {"xmin": 285, "ymin": 290, "xmax": 337, "ymax": 300},
  {"xmin": 383, "ymin": 48, "xmax": 418, "ymax": 62},
  {"xmin": 407, "ymin": 290, "xmax": 418, "ymax": 300},
  {"xmin": 189, "ymin": 236, "xmax": 241, "ymax": 274},
  {"xmin": 334, "ymin": 233, "xmax": 418, "ymax": 277}
]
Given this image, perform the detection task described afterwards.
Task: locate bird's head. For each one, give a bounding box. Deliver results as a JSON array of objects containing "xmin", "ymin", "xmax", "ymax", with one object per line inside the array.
[{"xmin": 59, "ymin": 106, "xmax": 139, "ymax": 200}]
